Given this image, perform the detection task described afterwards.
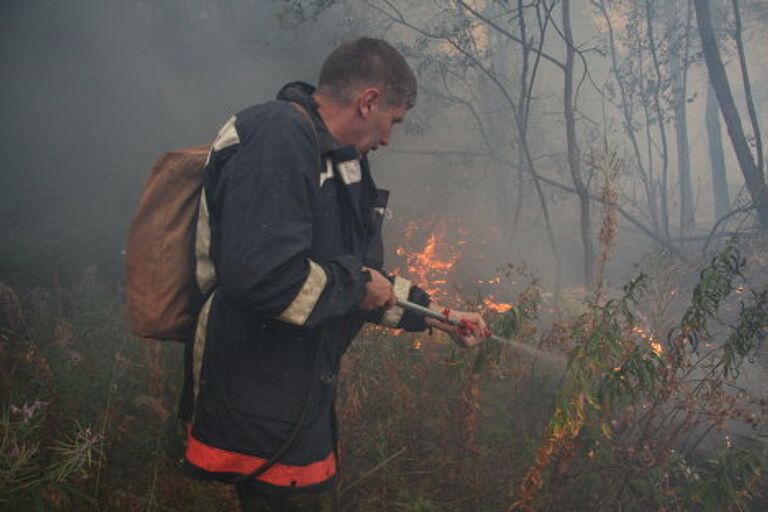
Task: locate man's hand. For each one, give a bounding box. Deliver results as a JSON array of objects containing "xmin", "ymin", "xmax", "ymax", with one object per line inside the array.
[
  {"xmin": 358, "ymin": 268, "xmax": 397, "ymax": 311},
  {"xmin": 427, "ymin": 307, "xmax": 489, "ymax": 348}
]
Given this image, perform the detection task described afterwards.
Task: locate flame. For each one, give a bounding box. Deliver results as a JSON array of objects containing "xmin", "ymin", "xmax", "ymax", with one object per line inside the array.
[
  {"xmin": 394, "ymin": 219, "xmax": 462, "ymax": 301},
  {"xmin": 632, "ymin": 325, "xmax": 663, "ymax": 355},
  {"xmin": 393, "ymin": 217, "xmax": 514, "ymax": 311},
  {"xmin": 482, "ymin": 297, "xmax": 513, "ymax": 313}
]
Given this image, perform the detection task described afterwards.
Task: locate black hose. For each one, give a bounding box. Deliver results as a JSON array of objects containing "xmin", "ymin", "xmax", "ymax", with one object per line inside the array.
[{"xmin": 236, "ymin": 338, "xmax": 324, "ymax": 482}]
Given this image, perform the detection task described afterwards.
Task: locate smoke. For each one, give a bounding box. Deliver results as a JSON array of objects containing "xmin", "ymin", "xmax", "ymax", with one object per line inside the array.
[
  {"xmin": 1, "ymin": 0, "xmax": 767, "ymax": 295},
  {"xmin": 0, "ymin": 3, "xmax": 765, "ymax": 503},
  {"xmin": 0, "ymin": 0, "xmax": 336, "ymax": 282}
]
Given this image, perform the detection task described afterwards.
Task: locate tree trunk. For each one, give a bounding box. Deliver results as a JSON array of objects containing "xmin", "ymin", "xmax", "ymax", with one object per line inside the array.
[
  {"xmin": 448, "ymin": 0, "xmax": 563, "ymax": 289},
  {"xmin": 562, "ymin": 0, "xmax": 594, "ymax": 288},
  {"xmin": 706, "ymin": 83, "xmax": 730, "ymax": 220},
  {"xmin": 694, "ymin": 0, "xmax": 768, "ymax": 227},
  {"xmin": 671, "ymin": 0, "xmax": 695, "ymax": 236},
  {"xmin": 731, "ymin": 0, "xmax": 763, "ymax": 177},
  {"xmin": 646, "ymin": 0, "xmax": 671, "ymax": 241},
  {"xmin": 511, "ymin": 0, "xmax": 532, "ymax": 244},
  {"xmin": 596, "ymin": 0, "xmax": 660, "ymax": 235},
  {"xmin": 639, "ymin": 53, "xmax": 661, "ymax": 238}
]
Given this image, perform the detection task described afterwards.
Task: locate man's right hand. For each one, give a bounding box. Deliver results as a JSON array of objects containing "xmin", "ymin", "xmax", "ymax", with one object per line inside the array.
[{"xmin": 358, "ymin": 268, "xmax": 396, "ymax": 311}]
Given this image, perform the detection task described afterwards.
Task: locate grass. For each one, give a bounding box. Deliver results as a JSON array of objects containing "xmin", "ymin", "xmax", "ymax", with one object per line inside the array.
[{"xmin": 0, "ymin": 244, "xmax": 766, "ymax": 511}]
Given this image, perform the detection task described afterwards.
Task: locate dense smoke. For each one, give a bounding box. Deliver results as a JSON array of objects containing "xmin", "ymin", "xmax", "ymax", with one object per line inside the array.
[{"xmin": 1, "ymin": 1, "xmax": 339, "ymax": 282}]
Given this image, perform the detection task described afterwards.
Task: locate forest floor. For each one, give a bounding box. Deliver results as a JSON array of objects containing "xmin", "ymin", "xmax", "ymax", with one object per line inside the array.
[{"xmin": 1, "ymin": 239, "xmax": 767, "ymax": 511}]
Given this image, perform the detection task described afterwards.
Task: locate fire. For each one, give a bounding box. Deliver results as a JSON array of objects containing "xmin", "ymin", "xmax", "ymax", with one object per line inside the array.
[
  {"xmin": 393, "ymin": 217, "xmax": 514, "ymax": 312},
  {"xmin": 482, "ymin": 297, "xmax": 513, "ymax": 313},
  {"xmin": 394, "ymin": 219, "xmax": 462, "ymax": 301},
  {"xmin": 631, "ymin": 325, "xmax": 663, "ymax": 356}
]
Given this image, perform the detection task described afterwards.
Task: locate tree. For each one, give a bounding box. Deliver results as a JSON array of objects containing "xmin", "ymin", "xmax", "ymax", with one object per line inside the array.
[
  {"xmin": 645, "ymin": 0, "xmax": 672, "ymax": 241},
  {"xmin": 731, "ymin": 0, "xmax": 763, "ymax": 179},
  {"xmin": 562, "ymin": 0, "xmax": 595, "ymax": 286},
  {"xmin": 706, "ymin": 82, "xmax": 731, "ymax": 221},
  {"xmin": 592, "ymin": 0, "xmax": 660, "ymax": 236},
  {"xmin": 669, "ymin": 0, "xmax": 695, "ymax": 236},
  {"xmin": 694, "ymin": 0, "xmax": 768, "ymax": 227},
  {"xmin": 372, "ymin": 0, "xmax": 568, "ymax": 289}
]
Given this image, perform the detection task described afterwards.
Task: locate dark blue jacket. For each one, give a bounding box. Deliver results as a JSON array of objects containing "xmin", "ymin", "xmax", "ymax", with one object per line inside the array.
[{"xmin": 182, "ymin": 83, "xmax": 429, "ymax": 492}]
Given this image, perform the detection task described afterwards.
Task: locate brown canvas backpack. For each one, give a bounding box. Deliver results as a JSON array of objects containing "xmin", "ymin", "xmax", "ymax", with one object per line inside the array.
[
  {"xmin": 125, "ymin": 103, "xmax": 315, "ymax": 342},
  {"xmin": 125, "ymin": 144, "xmax": 210, "ymax": 342}
]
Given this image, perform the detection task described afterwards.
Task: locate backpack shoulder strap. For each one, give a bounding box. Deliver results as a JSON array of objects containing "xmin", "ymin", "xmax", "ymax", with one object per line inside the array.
[{"xmin": 288, "ymin": 102, "xmax": 319, "ymax": 146}]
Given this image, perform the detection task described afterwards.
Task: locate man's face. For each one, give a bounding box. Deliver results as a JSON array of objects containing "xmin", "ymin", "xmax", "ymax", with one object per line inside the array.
[{"xmin": 357, "ymin": 98, "xmax": 407, "ymax": 156}]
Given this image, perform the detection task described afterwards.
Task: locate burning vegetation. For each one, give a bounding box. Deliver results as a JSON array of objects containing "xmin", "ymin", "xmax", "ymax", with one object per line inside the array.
[
  {"xmin": 2, "ymin": 228, "xmax": 767, "ymax": 512},
  {"xmin": 394, "ymin": 218, "xmax": 464, "ymax": 302},
  {"xmin": 5, "ymin": 202, "xmax": 766, "ymax": 511},
  {"xmin": 393, "ymin": 216, "xmax": 516, "ymax": 314}
]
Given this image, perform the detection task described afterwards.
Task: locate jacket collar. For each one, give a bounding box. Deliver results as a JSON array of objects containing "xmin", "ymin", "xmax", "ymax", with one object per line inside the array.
[
  {"xmin": 276, "ymin": 82, "xmax": 374, "ymax": 172},
  {"xmin": 276, "ymin": 81, "xmax": 347, "ymax": 156},
  {"xmin": 277, "ymin": 82, "xmax": 379, "ymax": 234}
]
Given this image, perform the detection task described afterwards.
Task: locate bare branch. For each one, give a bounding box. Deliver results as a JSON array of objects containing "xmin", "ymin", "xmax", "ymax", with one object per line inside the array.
[{"xmin": 454, "ymin": 0, "xmax": 566, "ymax": 70}]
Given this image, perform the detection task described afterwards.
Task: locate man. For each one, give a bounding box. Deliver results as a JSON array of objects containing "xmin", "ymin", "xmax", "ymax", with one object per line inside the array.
[{"xmin": 182, "ymin": 37, "xmax": 488, "ymax": 511}]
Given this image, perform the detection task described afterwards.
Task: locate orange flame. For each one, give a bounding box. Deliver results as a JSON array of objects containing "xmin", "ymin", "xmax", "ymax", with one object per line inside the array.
[
  {"xmin": 482, "ymin": 297, "xmax": 513, "ymax": 313},
  {"xmin": 631, "ymin": 325, "xmax": 663, "ymax": 355},
  {"xmin": 393, "ymin": 217, "xmax": 514, "ymax": 311},
  {"xmin": 395, "ymin": 219, "xmax": 462, "ymax": 301}
]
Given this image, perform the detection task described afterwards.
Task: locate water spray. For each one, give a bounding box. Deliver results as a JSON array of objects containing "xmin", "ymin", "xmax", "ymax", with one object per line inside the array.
[{"xmin": 396, "ymin": 298, "xmax": 567, "ymax": 368}]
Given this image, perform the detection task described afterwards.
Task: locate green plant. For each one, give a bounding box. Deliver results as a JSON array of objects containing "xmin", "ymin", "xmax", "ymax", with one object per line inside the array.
[
  {"xmin": 514, "ymin": 243, "xmax": 767, "ymax": 511},
  {"xmin": 692, "ymin": 449, "xmax": 765, "ymax": 512},
  {"xmin": 0, "ymin": 402, "xmax": 100, "ymax": 509}
]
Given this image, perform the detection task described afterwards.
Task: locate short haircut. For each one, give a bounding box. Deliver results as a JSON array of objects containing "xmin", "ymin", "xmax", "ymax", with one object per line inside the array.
[{"xmin": 318, "ymin": 37, "xmax": 417, "ymax": 109}]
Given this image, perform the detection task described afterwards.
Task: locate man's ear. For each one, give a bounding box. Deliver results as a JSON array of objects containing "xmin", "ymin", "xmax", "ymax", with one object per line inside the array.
[{"xmin": 358, "ymin": 87, "xmax": 381, "ymax": 119}]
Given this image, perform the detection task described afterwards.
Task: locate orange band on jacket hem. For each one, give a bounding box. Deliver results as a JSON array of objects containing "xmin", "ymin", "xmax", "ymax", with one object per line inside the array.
[{"xmin": 185, "ymin": 431, "xmax": 336, "ymax": 487}]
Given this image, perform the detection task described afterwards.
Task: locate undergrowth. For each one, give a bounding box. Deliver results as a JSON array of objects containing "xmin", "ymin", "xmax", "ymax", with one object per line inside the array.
[
  {"xmin": 1, "ymin": 242, "xmax": 766, "ymax": 511},
  {"xmin": 513, "ymin": 242, "xmax": 767, "ymax": 511}
]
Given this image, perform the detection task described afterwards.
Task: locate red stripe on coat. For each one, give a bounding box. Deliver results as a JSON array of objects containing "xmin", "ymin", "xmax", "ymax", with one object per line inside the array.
[{"xmin": 186, "ymin": 431, "xmax": 336, "ymax": 487}]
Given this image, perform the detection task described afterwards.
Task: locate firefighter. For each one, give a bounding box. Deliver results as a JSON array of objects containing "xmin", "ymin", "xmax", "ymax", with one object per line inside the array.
[{"xmin": 182, "ymin": 37, "xmax": 488, "ymax": 511}]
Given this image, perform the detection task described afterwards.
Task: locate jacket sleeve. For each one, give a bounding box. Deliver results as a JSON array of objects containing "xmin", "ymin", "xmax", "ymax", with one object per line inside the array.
[
  {"xmin": 360, "ymin": 191, "xmax": 430, "ymax": 333},
  {"xmin": 366, "ymin": 275, "xmax": 431, "ymax": 333},
  {"xmin": 214, "ymin": 105, "xmax": 368, "ymax": 327}
]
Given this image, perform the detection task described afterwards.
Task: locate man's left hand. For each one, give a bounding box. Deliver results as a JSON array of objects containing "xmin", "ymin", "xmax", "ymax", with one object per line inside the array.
[{"xmin": 427, "ymin": 308, "xmax": 489, "ymax": 348}]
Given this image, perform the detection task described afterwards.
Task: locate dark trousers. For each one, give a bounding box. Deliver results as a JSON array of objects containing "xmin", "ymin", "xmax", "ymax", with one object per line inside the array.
[{"xmin": 235, "ymin": 483, "xmax": 336, "ymax": 512}]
